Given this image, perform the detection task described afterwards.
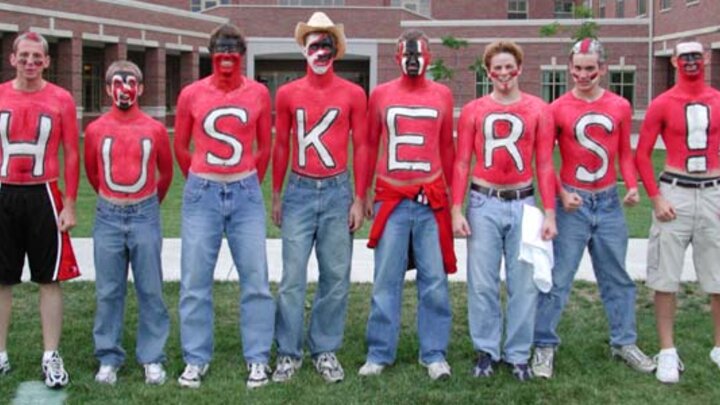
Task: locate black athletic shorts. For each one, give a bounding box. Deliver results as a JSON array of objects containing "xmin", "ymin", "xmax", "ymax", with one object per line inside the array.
[{"xmin": 0, "ymin": 182, "xmax": 80, "ymax": 285}]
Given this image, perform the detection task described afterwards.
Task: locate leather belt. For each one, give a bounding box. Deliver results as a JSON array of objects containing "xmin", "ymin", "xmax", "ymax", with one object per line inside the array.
[
  {"xmin": 470, "ymin": 183, "xmax": 534, "ymax": 200},
  {"xmin": 659, "ymin": 172, "xmax": 720, "ymax": 189}
]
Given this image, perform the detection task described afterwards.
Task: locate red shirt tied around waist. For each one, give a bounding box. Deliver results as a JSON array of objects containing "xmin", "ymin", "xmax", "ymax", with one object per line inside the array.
[
  {"xmin": 84, "ymin": 68, "xmax": 173, "ymax": 202},
  {"xmin": 173, "ymin": 46, "xmax": 272, "ymax": 181},
  {"xmin": 366, "ymin": 32, "xmax": 456, "ymax": 274}
]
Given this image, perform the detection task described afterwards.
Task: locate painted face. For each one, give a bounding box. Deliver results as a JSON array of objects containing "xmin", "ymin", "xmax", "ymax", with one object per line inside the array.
[
  {"xmin": 110, "ymin": 71, "xmax": 139, "ymax": 110},
  {"xmin": 398, "ymin": 39, "xmax": 429, "ymax": 77},
  {"xmin": 303, "ymin": 33, "xmax": 336, "ymax": 75},
  {"xmin": 487, "ymin": 52, "xmax": 520, "ymax": 93},
  {"xmin": 11, "ymin": 39, "xmax": 48, "ymax": 81},
  {"xmin": 677, "ymin": 52, "xmax": 705, "ymax": 81},
  {"xmin": 570, "ymin": 52, "xmax": 603, "ymax": 92},
  {"xmin": 211, "ymin": 37, "xmax": 243, "ymax": 76}
]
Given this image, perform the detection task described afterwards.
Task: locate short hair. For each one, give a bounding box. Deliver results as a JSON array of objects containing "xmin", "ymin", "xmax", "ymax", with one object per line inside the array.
[
  {"xmin": 483, "ymin": 41, "xmax": 524, "ymax": 69},
  {"xmin": 569, "ymin": 38, "xmax": 606, "ymax": 64},
  {"xmin": 13, "ymin": 31, "xmax": 49, "ymax": 55},
  {"xmin": 209, "ymin": 23, "xmax": 246, "ymax": 55},
  {"xmin": 105, "ymin": 60, "xmax": 143, "ymax": 84},
  {"xmin": 396, "ymin": 29, "xmax": 430, "ymax": 52}
]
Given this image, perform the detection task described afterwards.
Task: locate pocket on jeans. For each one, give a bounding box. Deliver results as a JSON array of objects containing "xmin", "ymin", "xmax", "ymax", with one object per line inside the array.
[
  {"xmin": 183, "ymin": 185, "xmax": 203, "ymax": 204},
  {"xmin": 468, "ymin": 192, "xmax": 487, "ymax": 209}
]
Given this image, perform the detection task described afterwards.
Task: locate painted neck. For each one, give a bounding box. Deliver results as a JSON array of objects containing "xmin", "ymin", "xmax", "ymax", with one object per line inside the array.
[
  {"xmin": 211, "ymin": 70, "xmax": 243, "ymax": 92},
  {"xmin": 400, "ymin": 73, "xmax": 426, "ymax": 89},
  {"xmin": 675, "ymin": 73, "xmax": 707, "ymax": 95},
  {"xmin": 491, "ymin": 87, "xmax": 521, "ymax": 104},
  {"xmin": 13, "ymin": 77, "xmax": 46, "ymax": 93},
  {"xmin": 109, "ymin": 103, "xmax": 142, "ymax": 121},
  {"xmin": 306, "ymin": 65, "xmax": 335, "ymax": 87},
  {"xmin": 572, "ymin": 86, "xmax": 604, "ymax": 102}
]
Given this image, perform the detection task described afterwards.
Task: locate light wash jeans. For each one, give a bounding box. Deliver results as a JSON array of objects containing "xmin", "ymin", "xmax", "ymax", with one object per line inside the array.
[
  {"xmin": 92, "ymin": 195, "xmax": 169, "ymax": 366},
  {"xmin": 275, "ymin": 172, "xmax": 353, "ymax": 359},
  {"xmin": 466, "ymin": 191, "xmax": 538, "ymax": 364},
  {"xmin": 179, "ymin": 173, "xmax": 275, "ymax": 365},
  {"xmin": 535, "ymin": 185, "xmax": 637, "ymax": 348},
  {"xmin": 365, "ymin": 199, "xmax": 451, "ymax": 365}
]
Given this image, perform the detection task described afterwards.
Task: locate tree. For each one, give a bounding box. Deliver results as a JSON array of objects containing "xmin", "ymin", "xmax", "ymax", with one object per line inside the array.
[{"xmin": 539, "ymin": 5, "xmax": 599, "ymax": 41}]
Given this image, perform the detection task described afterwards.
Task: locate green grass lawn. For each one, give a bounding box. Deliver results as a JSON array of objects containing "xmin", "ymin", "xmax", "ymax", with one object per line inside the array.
[
  {"xmin": 1, "ymin": 281, "xmax": 719, "ymax": 404},
  {"xmin": 69, "ymin": 137, "xmax": 666, "ymax": 239}
]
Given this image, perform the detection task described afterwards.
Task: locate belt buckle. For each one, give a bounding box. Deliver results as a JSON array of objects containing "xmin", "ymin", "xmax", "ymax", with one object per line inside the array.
[{"xmin": 493, "ymin": 189, "xmax": 505, "ymax": 201}]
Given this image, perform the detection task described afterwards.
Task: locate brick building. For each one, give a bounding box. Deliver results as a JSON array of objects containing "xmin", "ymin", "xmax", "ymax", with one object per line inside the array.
[{"xmin": 0, "ymin": 0, "xmax": 716, "ymax": 128}]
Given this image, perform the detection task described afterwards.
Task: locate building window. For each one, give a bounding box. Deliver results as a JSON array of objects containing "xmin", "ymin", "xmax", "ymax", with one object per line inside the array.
[
  {"xmin": 637, "ymin": 0, "xmax": 647, "ymax": 15},
  {"xmin": 616, "ymin": 0, "xmax": 625, "ymax": 17},
  {"xmin": 191, "ymin": 0, "xmax": 231, "ymax": 12},
  {"xmin": 541, "ymin": 69, "xmax": 567, "ymax": 102},
  {"xmin": 660, "ymin": 0, "xmax": 671, "ymax": 10},
  {"xmin": 686, "ymin": 0, "xmax": 699, "ymax": 6},
  {"xmin": 476, "ymin": 70, "xmax": 493, "ymax": 98},
  {"xmin": 166, "ymin": 54, "xmax": 181, "ymax": 112},
  {"xmin": 609, "ymin": 70, "xmax": 635, "ymax": 106},
  {"xmin": 599, "ymin": 0, "xmax": 606, "ymax": 17},
  {"xmin": 82, "ymin": 47, "xmax": 104, "ymax": 113},
  {"xmin": 390, "ymin": 0, "xmax": 431, "ymax": 17},
  {"xmin": 278, "ymin": 0, "xmax": 345, "ymax": 6},
  {"xmin": 507, "ymin": 0, "xmax": 527, "ymax": 19},
  {"xmin": 554, "ymin": 0, "xmax": 574, "ymax": 19}
]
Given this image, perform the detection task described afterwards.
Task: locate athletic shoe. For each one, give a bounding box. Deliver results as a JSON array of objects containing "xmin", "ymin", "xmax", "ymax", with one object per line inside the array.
[
  {"xmin": 358, "ymin": 361, "xmax": 385, "ymax": 376},
  {"xmin": 94, "ymin": 364, "xmax": 118, "ymax": 385},
  {"xmin": 246, "ymin": 363, "xmax": 271, "ymax": 389},
  {"xmin": 178, "ymin": 363, "xmax": 208, "ymax": 388},
  {"xmin": 532, "ymin": 346, "xmax": 555, "ymax": 379},
  {"xmin": 611, "ymin": 344, "xmax": 655, "ymax": 373},
  {"xmin": 272, "ymin": 356, "xmax": 302, "ymax": 383},
  {"xmin": 0, "ymin": 353, "xmax": 10, "ymax": 375},
  {"xmin": 710, "ymin": 347, "xmax": 720, "ymax": 370},
  {"xmin": 42, "ymin": 351, "xmax": 69, "ymax": 388},
  {"xmin": 420, "ymin": 359, "xmax": 451, "ymax": 380},
  {"xmin": 655, "ymin": 349, "xmax": 684, "ymax": 384},
  {"xmin": 508, "ymin": 362, "xmax": 533, "ymax": 382},
  {"xmin": 471, "ymin": 351, "xmax": 495, "ymax": 378},
  {"xmin": 313, "ymin": 352, "xmax": 344, "ymax": 383},
  {"xmin": 144, "ymin": 363, "xmax": 166, "ymax": 385}
]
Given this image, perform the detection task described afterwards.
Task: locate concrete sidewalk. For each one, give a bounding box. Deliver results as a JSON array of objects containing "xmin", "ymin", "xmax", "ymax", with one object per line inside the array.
[{"xmin": 28, "ymin": 238, "xmax": 699, "ymax": 284}]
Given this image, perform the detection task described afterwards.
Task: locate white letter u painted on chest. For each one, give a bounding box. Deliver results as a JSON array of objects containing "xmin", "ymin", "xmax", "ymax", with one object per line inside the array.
[{"xmin": 102, "ymin": 137, "xmax": 152, "ymax": 194}]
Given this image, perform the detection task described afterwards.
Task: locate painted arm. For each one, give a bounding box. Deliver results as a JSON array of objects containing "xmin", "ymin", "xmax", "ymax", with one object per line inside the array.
[
  {"xmin": 254, "ymin": 88, "xmax": 272, "ymax": 183},
  {"xmin": 439, "ymin": 88, "xmax": 455, "ymax": 186},
  {"xmin": 271, "ymin": 87, "xmax": 291, "ymax": 227},
  {"xmin": 59, "ymin": 95, "xmax": 79, "ymax": 231},
  {"xmin": 156, "ymin": 125, "xmax": 174, "ymax": 203},
  {"xmin": 82, "ymin": 123, "xmax": 100, "ymax": 193},
  {"xmin": 535, "ymin": 103, "xmax": 557, "ymax": 240},
  {"xmin": 450, "ymin": 103, "xmax": 474, "ymax": 237},
  {"xmin": 618, "ymin": 101, "xmax": 639, "ymax": 206},
  {"xmin": 350, "ymin": 88, "xmax": 369, "ymax": 200},
  {"xmin": 364, "ymin": 90, "xmax": 383, "ymax": 218},
  {"xmin": 635, "ymin": 100, "xmax": 663, "ymax": 198},
  {"xmin": 173, "ymin": 88, "xmax": 193, "ymax": 178}
]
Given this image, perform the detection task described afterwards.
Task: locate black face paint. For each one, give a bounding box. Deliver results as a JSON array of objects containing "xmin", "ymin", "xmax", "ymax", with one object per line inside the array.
[
  {"xmin": 679, "ymin": 52, "xmax": 703, "ymax": 63},
  {"xmin": 403, "ymin": 39, "xmax": 421, "ymax": 76},
  {"xmin": 212, "ymin": 37, "xmax": 245, "ymax": 55},
  {"xmin": 307, "ymin": 34, "xmax": 336, "ymax": 59}
]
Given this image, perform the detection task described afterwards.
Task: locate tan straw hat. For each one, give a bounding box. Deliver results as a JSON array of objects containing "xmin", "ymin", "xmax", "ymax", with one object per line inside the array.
[{"xmin": 294, "ymin": 11, "xmax": 346, "ymax": 59}]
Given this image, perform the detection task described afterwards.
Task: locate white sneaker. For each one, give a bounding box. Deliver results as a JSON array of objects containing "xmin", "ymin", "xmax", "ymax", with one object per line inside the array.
[
  {"xmin": 358, "ymin": 361, "xmax": 385, "ymax": 376},
  {"xmin": 42, "ymin": 351, "xmax": 70, "ymax": 388},
  {"xmin": 272, "ymin": 356, "xmax": 302, "ymax": 383},
  {"xmin": 420, "ymin": 360, "xmax": 452, "ymax": 380},
  {"xmin": 710, "ymin": 347, "xmax": 720, "ymax": 370},
  {"xmin": 246, "ymin": 363, "xmax": 271, "ymax": 389},
  {"xmin": 655, "ymin": 349, "xmax": 684, "ymax": 384},
  {"xmin": 313, "ymin": 352, "xmax": 344, "ymax": 383},
  {"xmin": 532, "ymin": 347, "xmax": 555, "ymax": 379},
  {"xmin": 95, "ymin": 365, "xmax": 118, "ymax": 385},
  {"xmin": 178, "ymin": 363, "xmax": 208, "ymax": 388},
  {"xmin": 144, "ymin": 363, "xmax": 166, "ymax": 385},
  {"xmin": 0, "ymin": 352, "xmax": 10, "ymax": 375}
]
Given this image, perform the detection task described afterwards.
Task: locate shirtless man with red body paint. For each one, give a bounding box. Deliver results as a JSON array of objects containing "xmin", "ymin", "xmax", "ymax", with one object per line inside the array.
[
  {"xmin": 532, "ymin": 38, "xmax": 655, "ymax": 379},
  {"xmin": 635, "ymin": 39, "xmax": 720, "ymax": 384},
  {"xmin": 359, "ymin": 29, "xmax": 456, "ymax": 381},
  {"xmin": 84, "ymin": 60, "xmax": 173, "ymax": 386},
  {"xmin": 173, "ymin": 23, "xmax": 276, "ymax": 389},
  {"xmin": 271, "ymin": 12, "xmax": 367, "ymax": 384},
  {"xmin": 0, "ymin": 31, "xmax": 80, "ymax": 388}
]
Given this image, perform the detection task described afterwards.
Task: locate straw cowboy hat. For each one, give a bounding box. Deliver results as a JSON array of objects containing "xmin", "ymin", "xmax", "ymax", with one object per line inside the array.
[{"xmin": 294, "ymin": 11, "xmax": 346, "ymax": 59}]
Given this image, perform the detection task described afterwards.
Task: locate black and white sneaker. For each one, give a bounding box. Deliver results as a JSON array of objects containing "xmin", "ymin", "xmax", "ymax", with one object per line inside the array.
[
  {"xmin": 246, "ymin": 363, "xmax": 271, "ymax": 389},
  {"xmin": 313, "ymin": 352, "xmax": 344, "ymax": 383},
  {"xmin": 178, "ymin": 364, "xmax": 209, "ymax": 388},
  {"xmin": 0, "ymin": 352, "xmax": 10, "ymax": 375},
  {"xmin": 42, "ymin": 351, "xmax": 69, "ymax": 388},
  {"xmin": 472, "ymin": 351, "xmax": 495, "ymax": 378},
  {"xmin": 509, "ymin": 362, "xmax": 533, "ymax": 382}
]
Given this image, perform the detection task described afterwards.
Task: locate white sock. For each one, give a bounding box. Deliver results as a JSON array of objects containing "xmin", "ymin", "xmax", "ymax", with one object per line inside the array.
[
  {"xmin": 659, "ymin": 347, "xmax": 677, "ymax": 356},
  {"xmin": 0, "ymin": 351, "xmax": 7, "ymax": 361},
  {"xmin": 42, "ymin": 350, "xmax": 57, "ymax": 362}
]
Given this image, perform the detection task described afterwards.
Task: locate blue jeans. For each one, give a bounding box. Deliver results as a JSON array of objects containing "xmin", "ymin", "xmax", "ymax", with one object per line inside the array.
[
  {"xmin": 365, "ymin": 199, "xmax": 451, "ymax": 365},
  {"xmin": 179, "ymin": 173, "xmax": 275, "ymax": 365},
  {"xmin": 275, "ymin": 172, "xmax": 353, "ymax": 359},
  {"xmin": 466, "ymin": 191, "xmax": 537, "ymax": 364},
  {"xmin": 92, "ymin": 196, "xmax": 169, "ymax": 366},
  {"xmin": 535, "ymin": 185, "xmax": 637, "ymax": 348}
]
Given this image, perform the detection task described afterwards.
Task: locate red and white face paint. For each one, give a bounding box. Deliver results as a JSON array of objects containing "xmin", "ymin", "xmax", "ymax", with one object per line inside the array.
[
  {"xmin": 303, "ymin": 33, "xmax": 336, "ymax": 75},
  {"xmin": 487, "ymin": 52, "xmax": 520, "ymax": 93},
  {"xmin": 675, "ymin": 42, "xmax": 705, "ymax": 81},
  {"xmin": 569, "ymin": 38, "xmax": 605, "ymax": 92},
  {"xmin": 397, "ymin": 39, "xmax": 430, "ymax": 77},
  {"xmin": 111, "ymin": 71, "xmax": 139, "ymax": 110},
  {"xmin": 211, "ymin": 37, "xmax": 243, "ymax": 77}
]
